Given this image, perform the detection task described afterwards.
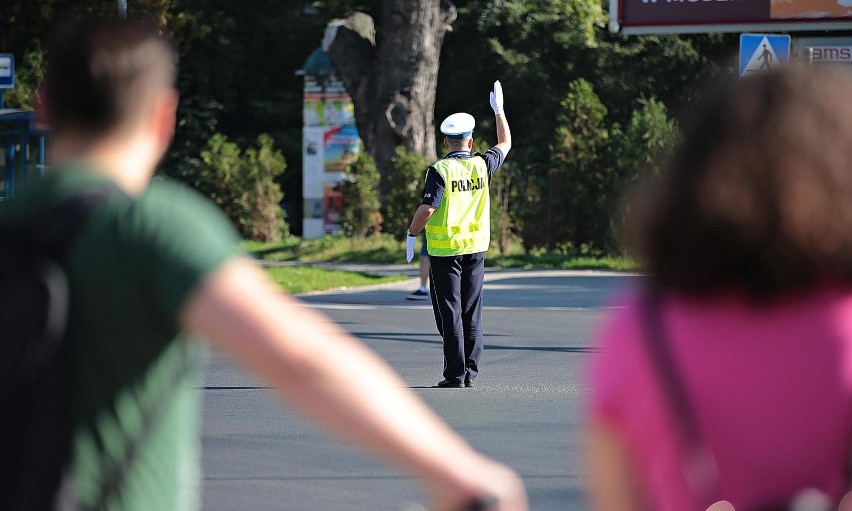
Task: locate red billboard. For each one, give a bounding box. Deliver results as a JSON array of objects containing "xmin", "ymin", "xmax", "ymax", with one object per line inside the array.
[{"xmin": 611, "ymin": 0, "xmax": 852, "ymax": 34}]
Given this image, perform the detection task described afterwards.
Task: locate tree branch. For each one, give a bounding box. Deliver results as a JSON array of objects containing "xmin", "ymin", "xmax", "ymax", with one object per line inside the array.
[
  {"xmin": 440, "ymin": 1, "xmax": 458, "ymax": 31},
  {"xmin": 323, "ymin": 12, "xmax": 377, "ymax": 101}
]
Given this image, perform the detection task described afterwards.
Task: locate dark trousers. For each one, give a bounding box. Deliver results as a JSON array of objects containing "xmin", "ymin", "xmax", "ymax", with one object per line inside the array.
[{"xmin": 428, "ymin": 252, "xmax": 485, "ymax": 384}]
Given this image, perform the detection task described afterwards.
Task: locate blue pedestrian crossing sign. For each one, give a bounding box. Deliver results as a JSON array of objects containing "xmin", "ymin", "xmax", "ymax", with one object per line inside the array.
[
  {"xmin": 0, "ymin": 54, "xmax": 14, "ymax": 89},
  {"xmin": 739, "ymin": 34, "xmax": 790, "ymax": 78}
]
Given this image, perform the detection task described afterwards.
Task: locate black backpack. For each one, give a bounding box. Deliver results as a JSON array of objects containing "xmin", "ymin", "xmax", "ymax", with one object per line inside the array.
[{"xmin": 0, "ymin": 188, "xmax": 115, "ymax": 511}]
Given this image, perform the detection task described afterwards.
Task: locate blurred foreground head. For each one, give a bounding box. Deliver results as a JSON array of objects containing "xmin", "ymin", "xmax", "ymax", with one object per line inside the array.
[
  {"xmin": 639, "ymin": 66, "xmax": 852, "ymax": 299},
  {"xmin": 42, "ymin": 16, "xmax": 176, "ymax": 139}
]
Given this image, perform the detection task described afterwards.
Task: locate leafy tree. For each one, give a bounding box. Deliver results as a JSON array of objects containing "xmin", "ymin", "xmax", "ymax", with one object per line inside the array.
[
  {"xmin": 489, "ymin": 159, "xmax": 520, "ymax": 256},
  {"xmin": 1, "ymin": 0, "xmax": 174, "ymax": 108},
  {"xmin": 518, "ymin": 79, "xmax": 610, "ymax": 252},
  {"xmin": 323, "ymin": 1, "xmax": 457, "ymax": 191},
  {"xmin": 1, "ymin": 47, "xmax": 43, "ymax": 109},
  {"xmin": 614, "ymin": 97, "xmax": 679, "ymax": 183},
  {"xmin": 3, "ymin": 0, "xmax": 737, "ymax": 251},
  {"xmin": 607, "ymin": 97, "xmax": 680, "ymax": 253},
  {"xmin": 198, "ymin": 133, "xmax": 288, "ymax": 241},
  {"xmin": 340, "ymin": 151, "xmax": 382, "ymax": 239}
]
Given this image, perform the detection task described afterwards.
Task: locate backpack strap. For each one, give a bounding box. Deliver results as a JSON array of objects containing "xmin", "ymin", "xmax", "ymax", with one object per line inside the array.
[
  {"xmin": 28, "ymin": 185, "xmax": 121, "ymax": 259},
  {"xmin": 641, "ymin": 288, "xmax": 852, "ymax": 509},
  {"xmin": 22, "ymin": 185, "xmax": 121, "ymax": 375},
  {"xmin": 86, "ymin": 349, "xmax": 194, "ymax": 511}
]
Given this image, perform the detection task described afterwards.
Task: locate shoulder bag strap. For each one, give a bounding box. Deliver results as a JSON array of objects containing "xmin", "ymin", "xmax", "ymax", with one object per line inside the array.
[{"xmin": 639, "ymin": 287, "xmax": 722, "ymax": 507}]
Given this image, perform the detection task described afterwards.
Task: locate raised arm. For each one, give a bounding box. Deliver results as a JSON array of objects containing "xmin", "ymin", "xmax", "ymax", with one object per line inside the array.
[
  {"xmin": 490, "ymin": 81, "xmax": 512, "ymax": 156},
  {"xmin": 182, "ymin": 258, "xmax": 527, "ymax": 511}
]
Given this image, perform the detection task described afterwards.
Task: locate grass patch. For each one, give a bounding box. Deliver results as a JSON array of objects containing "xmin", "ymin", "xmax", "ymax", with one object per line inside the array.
[
  {"xmin": 264, "ymin": 265, "xmax": 407, "ymax": 294},
  {"xmin": 486, "ymin": 254, "xmax": 636, "ymax": 271},
  {"xmin": 245, "ymin": 234, "xmax": 637, "ymax": 271},
  {"xmin": 244, "ymin": 234, "xmax": 404, "ymax": 264}
]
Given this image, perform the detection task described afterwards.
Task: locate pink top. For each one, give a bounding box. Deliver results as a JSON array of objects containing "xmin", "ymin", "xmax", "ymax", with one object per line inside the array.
[{"xmin": 590, "ymin": 288, "xmax": 852, "ymax": 511}]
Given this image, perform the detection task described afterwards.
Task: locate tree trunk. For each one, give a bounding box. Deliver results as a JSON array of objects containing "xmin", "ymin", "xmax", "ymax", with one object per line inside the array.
[{"xmin": 323, "ymin": 1, "xmax": 456, "ymax": 195}]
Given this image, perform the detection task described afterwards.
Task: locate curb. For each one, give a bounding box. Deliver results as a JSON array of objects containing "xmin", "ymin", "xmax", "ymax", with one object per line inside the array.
[{"xmin": 293, "ymin": 277, "xmax": 419, "ymax": 297}]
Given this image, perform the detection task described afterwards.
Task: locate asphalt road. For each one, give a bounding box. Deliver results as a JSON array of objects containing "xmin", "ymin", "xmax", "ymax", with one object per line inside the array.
[{"xmin": 200, "ymin": 270, "xmax": 640, "ymax": 511}]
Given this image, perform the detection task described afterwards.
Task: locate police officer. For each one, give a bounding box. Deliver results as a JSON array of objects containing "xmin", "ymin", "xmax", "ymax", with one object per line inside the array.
[{"xmin": 406, "ymin": 81, "xmax": 512, "ymax": 388}]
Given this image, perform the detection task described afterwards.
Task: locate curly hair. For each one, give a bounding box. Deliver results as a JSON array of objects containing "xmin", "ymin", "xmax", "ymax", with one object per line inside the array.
[{"xmin": 638, "ymin": 65, "xmax": 852, "ymax": 299}]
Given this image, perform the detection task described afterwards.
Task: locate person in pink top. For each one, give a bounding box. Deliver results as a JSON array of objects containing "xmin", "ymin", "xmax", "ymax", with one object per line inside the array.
[{"xmin": 587, "ymin": 66, "xmax": 852, "ymax": 511}]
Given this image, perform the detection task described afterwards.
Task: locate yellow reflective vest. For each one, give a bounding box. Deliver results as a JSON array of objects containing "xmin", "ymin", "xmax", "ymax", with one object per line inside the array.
[{"xmin": 425, "ymin": 156, "xmax": 490, "ymax": 256}]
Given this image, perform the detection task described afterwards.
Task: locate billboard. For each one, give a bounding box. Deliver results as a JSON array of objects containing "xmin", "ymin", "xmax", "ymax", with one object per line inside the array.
[
  {"xmin": 794, "ymin": 36, "xmax": 852, "ymax": 66},
  {"xmin": 611, "ymin": 0, "xmax": 852, "ymax": 34}
]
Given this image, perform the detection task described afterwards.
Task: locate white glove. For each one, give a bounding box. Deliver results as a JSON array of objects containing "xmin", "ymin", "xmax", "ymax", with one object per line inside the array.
[
  {"xmin": 406, "ymin": 231, "xmax": 417, "ymax": 263},
  {"xmin": 489, "ymin": 80, "xmax": 504, "ymax": 116}
]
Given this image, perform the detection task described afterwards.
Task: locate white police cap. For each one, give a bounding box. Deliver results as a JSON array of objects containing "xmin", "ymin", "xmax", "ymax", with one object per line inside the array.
[{"xmin": 440, "ymin": 113, "xmax": 475, "ymax": 139}]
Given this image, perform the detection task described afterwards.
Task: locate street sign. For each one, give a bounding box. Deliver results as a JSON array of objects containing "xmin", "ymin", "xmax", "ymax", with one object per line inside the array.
[
  {"xmin": 0, "ymin": 54, "xmax": 14, "ymax": 89},
  {"xmin": 739, "ymin": 34, "xmax": 791, "ymax": 78}
]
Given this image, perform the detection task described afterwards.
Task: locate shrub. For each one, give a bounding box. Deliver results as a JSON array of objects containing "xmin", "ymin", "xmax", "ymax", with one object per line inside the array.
[
  {"xmin": 198, "ymin": 133, "xmax": 288, "ymax": 241},
  {"xmin": 340, "ymin": 151, "xmax": 382, "ymax": 239},
  {"xmin": 515, "ymin": 79, "xmax": 611, "ymax": 253},
  {"xmin": 382, "ymin": 146, "xmax": 431, "ymax": 240},
  {"xmin": 612, "ymin": 97, "xmax": 679, "ymax": 183}
]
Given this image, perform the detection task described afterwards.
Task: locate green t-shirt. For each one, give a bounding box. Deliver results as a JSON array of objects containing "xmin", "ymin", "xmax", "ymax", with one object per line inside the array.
[{"xmin": 0, "ymin": 165, "xmax": 241, "ymax": 510}]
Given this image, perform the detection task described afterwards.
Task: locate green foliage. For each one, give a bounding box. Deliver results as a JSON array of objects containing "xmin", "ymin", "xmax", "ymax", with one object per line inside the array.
[
  {"xmin": 244, "ymin": 236, "xmax": 634, "ymax": 272},
  {"xmin": 608, "ymin": 98, "xmax": 680, "ymax": 254},
  {"xmin": 340, "ymin": 151, "xmax": 382, "ymax": 239},
  {"xmin": 2, "ymin": 48, "xmax": 44, "ymax": 109},
  {"xmin": 552, "ymin": 79, "xmax": 611, "ymax": 251},
  {"xmin": 243, "ymin": 233, "xmax": 404, "ymax": 264},
  {"xmin": 382, "ymin": 146, "xmax": 431, "ymax": 240},
  {"xmin": 198, "ymin": 133, "xmax": 288, "ymax": 242},
  {"xmin": 433, "ymin": 0, "xmax": 735, "ymax": 255},
  {"xmin": 4, "ymin": 0, "xmax": 732, "ymax": 256},
  {"xmin": 489, "ymin": 158, "xmax": 520, "ymax": 256},
  {"xmin": 516, "ymin": 79, "xmax": 610, "ymax": 252},
  {"xmin": 613, "ymin": 97, "xmax": 680, "ymax": 183},
  {"xmin": 263, "ymin": 265, "xmax": 405, "ymax": 294}
]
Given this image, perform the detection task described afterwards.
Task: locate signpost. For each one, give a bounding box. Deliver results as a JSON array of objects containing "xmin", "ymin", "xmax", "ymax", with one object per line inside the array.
[
  {"xmin": 0, "ymin": 54, "xmax": 15, "ymax": 109},
  {"xmin": 739, "ymin": 34, "xmax": 791, "ymax": 78}
]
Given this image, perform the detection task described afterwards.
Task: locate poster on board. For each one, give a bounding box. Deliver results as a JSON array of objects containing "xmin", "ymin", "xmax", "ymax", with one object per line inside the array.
[{"xmin": 323, "ymin": 125, "xmax": 360, "ymax": 173}]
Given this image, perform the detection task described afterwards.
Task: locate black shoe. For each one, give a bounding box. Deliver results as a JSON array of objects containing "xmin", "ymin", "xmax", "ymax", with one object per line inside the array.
[
  {"xmin": 436, "ymin": 379, "xmax": 464, "ymax": 388},
  {"xmin": 464, "ymin": 380, "xmax": 474, "ymax": 388}
]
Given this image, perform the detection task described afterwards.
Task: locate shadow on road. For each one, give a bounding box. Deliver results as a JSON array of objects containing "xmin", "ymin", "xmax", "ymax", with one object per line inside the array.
[{"xmin": 354, "ymin": 332, "xmax": 598, "ymax": 353}]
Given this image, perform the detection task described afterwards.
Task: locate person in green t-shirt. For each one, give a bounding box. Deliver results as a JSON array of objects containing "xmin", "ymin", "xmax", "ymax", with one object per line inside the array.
[{"xmin": 1, "ymin": 17, "xmax": 527, "ymax": 511}]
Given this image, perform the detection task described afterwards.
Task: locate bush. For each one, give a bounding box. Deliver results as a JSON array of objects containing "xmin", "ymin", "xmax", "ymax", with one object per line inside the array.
[
  {"xmin": 382, "ymin": 146, "xmax": 431, "ymax": 240},
  {"xmin": 340, "ymin": 151, "xmax": 382, "ymax": 239},
  {"xmin": 198, "ymin": 133, "xmax": 288, "ymax": 241},
  {"xmin": 3, "ymin": 48, "xmax": 43, "ymax": 109},
  {"xmin": 490, "ymin": 158, "xmax": 521, "ymax": 256},
  {"xmin": 612, "ymin": 97, "xmax": 679, "ymax": 183}
]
